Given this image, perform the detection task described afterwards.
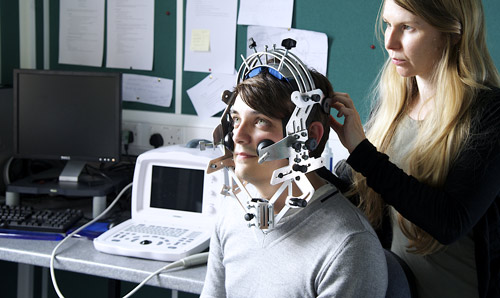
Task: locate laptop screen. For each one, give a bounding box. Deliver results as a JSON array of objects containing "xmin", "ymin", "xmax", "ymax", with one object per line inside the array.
[{"xmin": 150, "ymin": 165, "xmax": 204, "ymax": 213}]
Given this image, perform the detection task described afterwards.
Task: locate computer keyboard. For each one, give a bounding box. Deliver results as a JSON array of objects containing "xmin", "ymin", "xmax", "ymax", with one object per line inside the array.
[{"xmin": 0, "ymin": 204, "xmax": 84, "ymax": 233}]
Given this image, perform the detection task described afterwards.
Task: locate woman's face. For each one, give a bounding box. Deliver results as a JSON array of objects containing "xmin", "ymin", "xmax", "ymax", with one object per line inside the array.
[{"xmin": 383, "ymin": 0, "xmax": 446, "ymax": 81}]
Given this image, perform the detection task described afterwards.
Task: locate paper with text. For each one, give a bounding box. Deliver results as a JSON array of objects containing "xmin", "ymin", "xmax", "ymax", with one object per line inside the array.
[
  {"xmin": 247, "ymin": 26, "xmax": 329, "ymax": 75},
  {"xmin": 184, "ymin": 0, "xmax": 237, "ymax": 74},
  {"xmin": 237, "ymin": 0, "xmax": 293, "ymax": 29},
  {"xmin": 123, "ymin": 74, "xmax": 173, "ymax": 108},
  {"xmin": 58, "ymin": 0, "xmax": 105, "ymax": 67},
  {"xmin": 106, "ymin": 0, "xmax": 154, "ymax": 71},
  {"xmin": 187, "ymin": 72, "xmax": 237, "ymax": 118},
  {"xmin": 190, "ymin": 29, "xmax": 211, "ymax": 52}
]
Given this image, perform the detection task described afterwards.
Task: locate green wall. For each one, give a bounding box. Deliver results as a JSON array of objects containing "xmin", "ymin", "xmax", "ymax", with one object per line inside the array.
[
  {"xmin": 0, "ymin": 0, "xmax": 20, "ymax": 86},
  {"xmin": 2, "ymin": 0, "xmax": 500, "ymax": 121}
]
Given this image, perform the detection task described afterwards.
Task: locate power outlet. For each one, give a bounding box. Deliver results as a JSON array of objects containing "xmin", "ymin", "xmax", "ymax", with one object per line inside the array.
[
  {"xmin": 122, "ymin": 121, "xmax": 144, "ymax": 155},
  {"xmin": 122, "ymin": 121, "xmax": 185, "ymax": 156},
  {"xmin": 150, "ymin": 124, "xmax": 184, "ymax": 146}
]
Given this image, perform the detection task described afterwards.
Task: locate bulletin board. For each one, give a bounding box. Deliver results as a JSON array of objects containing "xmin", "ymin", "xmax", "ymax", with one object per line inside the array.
[
  {"xmin": 12, "ymin": 0, "xmax": 500, "ymax": 121},
  {"xmin": 44, "ymin": 0, "xmax": 385, "ymax": 121}
]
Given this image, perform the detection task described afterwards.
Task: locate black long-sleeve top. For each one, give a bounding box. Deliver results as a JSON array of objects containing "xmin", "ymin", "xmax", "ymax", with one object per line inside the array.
[{"xmin": 346, "ymin": 87, "xmax": 500, "ymax": 298}]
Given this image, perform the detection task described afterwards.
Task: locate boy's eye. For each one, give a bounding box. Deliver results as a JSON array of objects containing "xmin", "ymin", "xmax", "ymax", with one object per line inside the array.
[
  {"xmin": 256, "ymin": 118, "xmax": 269, "ymax": 127},
  {"xmin": 232, "ymin": 116, "xmax": 240, "ymax": 127}
]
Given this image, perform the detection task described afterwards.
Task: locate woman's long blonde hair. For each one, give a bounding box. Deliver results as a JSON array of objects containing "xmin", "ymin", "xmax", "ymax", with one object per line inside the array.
[{"xmin": 353, "ymin": 0, "xmax": 500, "ymax": 254}]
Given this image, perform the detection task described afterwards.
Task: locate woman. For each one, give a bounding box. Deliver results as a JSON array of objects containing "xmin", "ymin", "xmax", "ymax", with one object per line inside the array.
[{"xmin": 330, "ymin": 0, "xmax": 500, "ymax": 297}]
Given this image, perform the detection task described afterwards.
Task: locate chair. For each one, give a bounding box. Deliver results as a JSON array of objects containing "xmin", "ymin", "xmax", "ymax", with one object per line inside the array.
[{"xmin": 384, "ymin": 249, "xmax": 418, "ymax": 298}]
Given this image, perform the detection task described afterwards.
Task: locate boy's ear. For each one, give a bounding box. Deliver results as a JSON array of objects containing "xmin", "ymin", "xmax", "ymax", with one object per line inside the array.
[{"xmin": 308, "ymin": 121, "xmax": 324, "ymax": 145}]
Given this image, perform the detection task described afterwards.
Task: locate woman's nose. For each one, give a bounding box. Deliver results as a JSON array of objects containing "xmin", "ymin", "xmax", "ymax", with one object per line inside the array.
[{"xmin": 385, "ymin": 29, "xmax": 400, "ymax": 51}]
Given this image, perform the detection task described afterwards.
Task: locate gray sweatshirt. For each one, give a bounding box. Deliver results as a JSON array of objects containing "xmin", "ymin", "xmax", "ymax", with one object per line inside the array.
[{"xmin": 201, "ymin": 183, "xmax": 388, "ymax": 298}]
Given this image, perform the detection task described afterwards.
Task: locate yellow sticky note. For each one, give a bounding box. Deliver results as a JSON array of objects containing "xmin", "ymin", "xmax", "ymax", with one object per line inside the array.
[{"xmin": 190, "ymin": 29, "xmax": 210, "ymax": 52}]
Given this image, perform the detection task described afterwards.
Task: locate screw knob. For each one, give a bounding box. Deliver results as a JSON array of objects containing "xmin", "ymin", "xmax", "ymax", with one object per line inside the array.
[
  {"xmin": 305, "ymin": 138, "xmax": 318, "ymax": 151},
  {"xmin": 281, "ymin": 38, "xmax": 297, "ymax": 50},
  {"xmin": 244, "ymin": 213, "xmax": 255, "ymax": 221},
  {"xmin": 248, "ymin": 37, "xmax": 257, "ymax": 49},
  {"xmin": 292, "ymin": 164, "xmax": 308, "ymax": 173},
  {"xmin": 311, "ymin": 94, "xmax": 321, "ymax": 102},
  {"xmin": 289, "ymin": 198, "xmax": 308, "ymax": 207}
]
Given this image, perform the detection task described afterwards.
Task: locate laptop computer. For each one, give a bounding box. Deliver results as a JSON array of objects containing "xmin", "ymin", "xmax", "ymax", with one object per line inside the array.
[{"xmin": 94, "ymin": 145, "xmax": 225, "ymax": 261}]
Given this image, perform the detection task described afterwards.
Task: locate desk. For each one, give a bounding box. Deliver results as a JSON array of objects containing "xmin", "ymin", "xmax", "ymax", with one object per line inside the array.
[{"xmin": 0, "ymin": 237, "xmax": 206, "ymax": 297}]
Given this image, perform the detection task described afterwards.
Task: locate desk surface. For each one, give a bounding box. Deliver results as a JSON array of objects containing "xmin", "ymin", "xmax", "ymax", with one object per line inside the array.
[{"xmin": 0, "ymin": 237, "xmax": 207, "ymax": 294}]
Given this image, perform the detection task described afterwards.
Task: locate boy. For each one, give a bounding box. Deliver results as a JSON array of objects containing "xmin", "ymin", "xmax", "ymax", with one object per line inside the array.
[{"xmin": 201, "ymin": 42, "xmax": 387, "ymax": 297}]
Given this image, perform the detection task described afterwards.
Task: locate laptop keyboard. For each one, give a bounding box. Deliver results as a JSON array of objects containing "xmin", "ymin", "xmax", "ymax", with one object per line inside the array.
[
  {"xmin": 125, "ymin": 224, "xmax": 188, "ymax": 238},
  {"xmin": 106, "ymin": 223, "xmax": 204, "ymax": 249}
]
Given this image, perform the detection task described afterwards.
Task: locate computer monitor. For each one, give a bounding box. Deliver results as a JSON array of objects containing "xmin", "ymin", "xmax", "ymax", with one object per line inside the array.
[{"xmin": 13, "ymin": 69, "xmax": 122, "ymax": 182}]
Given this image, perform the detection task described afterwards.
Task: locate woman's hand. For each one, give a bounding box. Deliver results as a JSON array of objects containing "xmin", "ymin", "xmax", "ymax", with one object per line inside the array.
[{"xmin": 329, "ymin": 92, "xmax": 367, "ymax": 153}]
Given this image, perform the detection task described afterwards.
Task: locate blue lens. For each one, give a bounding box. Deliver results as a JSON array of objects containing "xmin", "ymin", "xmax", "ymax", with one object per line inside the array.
[
  {"xmin": 268, "ymin": 68, "xmax": 285, "ymax": 80},
  {"xmin": 246, "ymin": 67, "xmax": 264, "ymax": 79},
  {"xmin": 245, "ymin": 66, "xmax": 286, "ymax": 81}
]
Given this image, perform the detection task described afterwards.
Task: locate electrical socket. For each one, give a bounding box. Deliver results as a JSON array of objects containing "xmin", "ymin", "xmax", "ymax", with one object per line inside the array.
[
  {"xmin": 150, "ymin": 124, "xmax": 184, "ymax": 146},
  {"xmin": 122, "ymin": 121, "xmax": 143, "ymax": 155},
  {"xmin": 122, "ymin": 121, "xmax": 185, "ymax": 156}
]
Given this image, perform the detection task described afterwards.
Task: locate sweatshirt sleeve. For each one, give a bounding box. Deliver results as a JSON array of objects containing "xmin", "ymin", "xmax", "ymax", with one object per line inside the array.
[
  {"xmin": 200, "ymin": 218, "xmax": 227, "ymax": 298},
  {"xmin": 316, "ymin": 231, "xmax": 388, "ymax": 298}
]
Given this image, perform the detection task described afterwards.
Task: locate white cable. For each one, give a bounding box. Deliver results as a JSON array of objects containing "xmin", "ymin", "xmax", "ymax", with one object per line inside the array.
[
  {"xmin": 50, "ymin": 182, "xmax": 133, "ymax": 298},
  {"xmin": 49, "ymin": 182, "xmax": 209, "ymax": 298},
  {"xmin": 122, "ymin": 252, "xmax": 209, "ymax": 298}
]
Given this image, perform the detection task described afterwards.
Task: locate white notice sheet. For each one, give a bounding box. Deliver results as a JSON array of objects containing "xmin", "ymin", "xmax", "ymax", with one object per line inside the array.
[
  {"xmin": 106, "ymin": 0, "xmax": 154, "ymax": 71},
  {"xmin": 58, "ymin": 0, "xmax": 105, "ymax": 67},
  {"xmin": 237, "ymin": 0, "xmax": 293, "ymax": 29},
  {"xmin": 184, "ymin": 0, "xmax": 237, "ymax": 74},
  {"xmin": 122, "ymin": 74, "xmax": 173, "ymax": 108},
  {"xmin": 187, "ymin": 72, "xmax": 237, "ymax": 118},
  {"xmin": 247, "ymin": 26, "xmax": 329, "ymax": 75}
]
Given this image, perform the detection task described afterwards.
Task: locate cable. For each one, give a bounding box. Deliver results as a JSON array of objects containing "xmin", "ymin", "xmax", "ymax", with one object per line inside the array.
[
  {"xmin": 122, "ymin": 252, "xmax": 209, "ymax": 298},
  {"xmin": 2, "ymin": 156, "xmax": 13, "ymax": 185},
  {"xmin": 49, "ymin": 182, "xmax": 209, "ymax": 298},
  {"xmin": 50, "ymin": 182, "xmax": 133, "ymax": 298}
]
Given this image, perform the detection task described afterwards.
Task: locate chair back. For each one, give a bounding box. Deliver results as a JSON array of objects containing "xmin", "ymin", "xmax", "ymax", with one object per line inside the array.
[{"xmin": 384, "ymin": 249, "xmax": 417, "ymax": 298}]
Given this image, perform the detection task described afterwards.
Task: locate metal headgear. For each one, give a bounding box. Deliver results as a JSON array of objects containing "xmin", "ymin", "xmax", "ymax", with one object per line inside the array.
[{"xmin": 205, "ymin": 38, "xmax": 332, "ymax": 231}]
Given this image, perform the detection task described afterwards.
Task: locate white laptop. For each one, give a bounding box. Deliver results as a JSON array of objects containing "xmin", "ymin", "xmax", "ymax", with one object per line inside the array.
[{"xmin": 94, "ymin": 145, "xmax": 225, "ymax": 261}]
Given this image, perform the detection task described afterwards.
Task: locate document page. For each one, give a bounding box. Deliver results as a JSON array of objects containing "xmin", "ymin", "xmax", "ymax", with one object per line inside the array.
[
  {"xmin": 58, "ymin": 0, "xmax": 105, "ymax": 67},
  {"xmin": 106, "ymin": 0, "xmax": 154, "ymax": 70},
  {"xmin": 184, "ymin": 0, "xmax": 237, "ymax": 74}
]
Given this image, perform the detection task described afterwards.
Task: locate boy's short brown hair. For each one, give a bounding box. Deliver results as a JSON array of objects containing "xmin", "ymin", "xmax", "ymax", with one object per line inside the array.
[{"xmin": 233, "ymin": 69, "xmax": 332, "ymax": 158}]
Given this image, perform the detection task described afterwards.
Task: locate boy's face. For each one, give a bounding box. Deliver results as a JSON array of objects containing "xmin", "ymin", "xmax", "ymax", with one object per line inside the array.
[{"xmin": 230, "ymin": 95, "xmax": 288, "ymax": 187}]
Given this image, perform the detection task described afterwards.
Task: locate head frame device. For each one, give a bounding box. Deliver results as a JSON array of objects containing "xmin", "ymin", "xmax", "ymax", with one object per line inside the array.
[{"xmin": 205, "ymin": 38, "xmax": 332, "ymax": 232}]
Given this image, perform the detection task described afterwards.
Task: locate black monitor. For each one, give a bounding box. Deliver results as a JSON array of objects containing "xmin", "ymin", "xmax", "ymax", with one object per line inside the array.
[{"xmin": 13, "ymin": 69, "xmax": 122, "ymax": 183}]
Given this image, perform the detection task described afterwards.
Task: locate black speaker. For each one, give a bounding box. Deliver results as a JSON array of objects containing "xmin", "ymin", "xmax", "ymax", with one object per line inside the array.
[{"xmin": 0, "ymin": 87, "xmax": 13, "ymax": 194}]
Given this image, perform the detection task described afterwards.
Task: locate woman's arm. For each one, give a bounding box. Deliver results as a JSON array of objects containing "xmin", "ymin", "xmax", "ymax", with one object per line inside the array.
[
  {"xmin": 342, "ymin": 90, "xmax": 500, "ymax": 244},
  {"xmin": 347, "ymin": 137, "xmax": 500, "ymax": 244}
]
